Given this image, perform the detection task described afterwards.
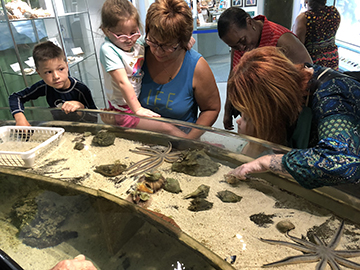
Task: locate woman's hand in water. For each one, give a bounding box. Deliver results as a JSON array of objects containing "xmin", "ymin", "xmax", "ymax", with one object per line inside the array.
[{"xmin": 227, "ymin": 154, "xmax": 289, "ymax": 179}]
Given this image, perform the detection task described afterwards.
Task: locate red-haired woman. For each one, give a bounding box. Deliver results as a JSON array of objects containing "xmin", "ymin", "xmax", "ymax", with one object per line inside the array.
[{"xmin": 227, "ymin": 46, "xmax": 360, "ymax": 189}]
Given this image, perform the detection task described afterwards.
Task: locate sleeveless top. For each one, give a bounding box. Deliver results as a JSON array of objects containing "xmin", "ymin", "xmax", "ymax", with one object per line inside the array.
[
  {"xmin": 139, "ymin": 49, "xmax": 201, "ymax": 123},
  {"xmin": 304, "ymin": 6, "xmax": 340, "ymax": 70},
  {"xmin": 232, "ymin": 15, "xmax": 292, "ymax": 68}
]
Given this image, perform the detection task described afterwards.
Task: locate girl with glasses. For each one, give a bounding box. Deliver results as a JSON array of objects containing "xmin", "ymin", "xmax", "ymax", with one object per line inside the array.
[
  {"xmin": 99, "ymin": 0, "xmax": 187, "ymax": 137},
  {"xmin": 100, "ymin": 0, "xmax": 155, "ymax": 119}
]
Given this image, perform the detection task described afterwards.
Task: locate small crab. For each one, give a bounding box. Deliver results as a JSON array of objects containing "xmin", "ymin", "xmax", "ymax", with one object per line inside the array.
[{"xmin": 128, "ymin": 182, "xmax": 152, "ymax": 204}]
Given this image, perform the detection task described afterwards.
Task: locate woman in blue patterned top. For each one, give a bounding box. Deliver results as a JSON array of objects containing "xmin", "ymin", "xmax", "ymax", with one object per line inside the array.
[{"xmin": 227, "ymin": 46, "xmax": 360, "ymax": 189}]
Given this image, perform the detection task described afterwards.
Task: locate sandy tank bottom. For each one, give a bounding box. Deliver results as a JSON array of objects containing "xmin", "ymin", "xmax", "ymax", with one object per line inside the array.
[{"xmin": 1, "ymin": 131, "xmax": 360, "ymax": 270}]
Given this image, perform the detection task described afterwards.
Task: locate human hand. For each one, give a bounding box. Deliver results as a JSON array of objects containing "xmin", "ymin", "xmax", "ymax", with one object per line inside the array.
[
  {"xmin": 227, "ymin": 158, "xmax": 268, "ymax": 180},
  {"xmin": 100, "ymin": 109, "xmax": 117, "ymax": 125},
  {"xmin": 186, "ymin": 36, "xmax": 196, "ymax": 50},
  {"xmin": 16, "ymin": 119, "xmax": 31, "ymax": 127},
  {"xmin": 14, "ymin": 112, "xmax": 31, "ymax": 126},
  {"xmin": 61, "ymin": 101, "xmax": 85, "ymax": 114},
  {"xmin": 49, "ymin": 254, "xmax": 97, "ymax": 270},
  {"xmin": 223, "ymin": 112, "xmax": 234, "ymax": 130},
  {"xmin": 135, "ymin": 107, "xmax": 160, "ymax": 118}
]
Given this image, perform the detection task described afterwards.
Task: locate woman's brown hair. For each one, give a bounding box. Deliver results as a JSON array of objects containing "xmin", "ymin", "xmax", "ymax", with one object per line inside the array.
[
  {"xmin": 145, "ymin": 0, "xmax": 193, "ymax": 50},
  {"xmin": 228, "ymin": 46, "xmax": 312, "ymax": 145}
]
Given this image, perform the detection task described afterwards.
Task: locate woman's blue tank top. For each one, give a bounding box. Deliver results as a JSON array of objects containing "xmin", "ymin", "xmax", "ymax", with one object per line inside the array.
[{"xmin": 139, "ymin": 49, "xmax": 201, "ymax": 123}]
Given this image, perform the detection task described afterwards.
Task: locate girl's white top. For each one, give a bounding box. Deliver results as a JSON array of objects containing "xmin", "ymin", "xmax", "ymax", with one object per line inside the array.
[{"xmin": 100, "ymin": 37, "xmax": 145, "ymax": 109}]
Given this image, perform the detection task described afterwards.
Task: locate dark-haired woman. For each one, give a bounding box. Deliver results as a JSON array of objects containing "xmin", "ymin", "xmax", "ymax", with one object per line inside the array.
[
  {"xmin": 217, "ymin": 7, "xmax": 312, "ymax": 130},
  {"xmin": 293, "ymin": 0, "xmax": 341, "ymax": 70}
]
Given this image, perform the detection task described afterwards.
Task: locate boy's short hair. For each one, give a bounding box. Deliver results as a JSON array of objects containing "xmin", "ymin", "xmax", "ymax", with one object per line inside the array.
[{"xmin": 33, "ymin": 41, "xmax": 66, "ymax": 69}]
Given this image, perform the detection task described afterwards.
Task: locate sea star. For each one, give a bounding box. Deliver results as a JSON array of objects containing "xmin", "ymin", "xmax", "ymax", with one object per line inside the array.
[
  {"xmin": 125, "ymin": 142, "xmax": 183, "ymax": 177},
  {"xmin": 260, "ymin": 220, "xmax": 360, "ymax": 269}
]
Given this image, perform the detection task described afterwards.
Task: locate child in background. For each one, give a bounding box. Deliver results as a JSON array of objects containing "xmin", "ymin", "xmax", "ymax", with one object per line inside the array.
[
  {"xmin": 99, "ymin": 0, "xmax": 187, "ymax": 137},
  {"xmin": 9, "ymin": 41, "xmax": 97, "ymax": 126}
]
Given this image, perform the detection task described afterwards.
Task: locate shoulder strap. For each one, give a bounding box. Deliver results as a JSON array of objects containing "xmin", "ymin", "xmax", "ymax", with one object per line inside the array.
[
  {"xmin": 316, "ymin": 66, "xmax": 359, "ymax": 85},
  {"xmin": 343, "ymin": 71, "xmax": 360, "ymax": 82},
  {"xmin": 288, "ymin": 106, "xmax": 312, "ymax": 149}
]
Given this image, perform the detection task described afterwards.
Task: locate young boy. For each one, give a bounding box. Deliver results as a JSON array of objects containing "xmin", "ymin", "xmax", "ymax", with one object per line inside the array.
[{"xmin": 9, "ymin": 41, "xmax": 97, "ymax": 126}]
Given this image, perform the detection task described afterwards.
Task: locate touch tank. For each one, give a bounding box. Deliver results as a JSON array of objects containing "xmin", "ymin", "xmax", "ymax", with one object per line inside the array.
[{"xmin": 0, "ymin": 107, "xmax": 360, "ymax": 270}]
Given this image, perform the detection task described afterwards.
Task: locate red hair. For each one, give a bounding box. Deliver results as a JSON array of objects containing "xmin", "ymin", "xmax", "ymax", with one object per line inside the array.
[{"xmin": 228, "ymin": 46, "xmax": 312, "ymax": 145}]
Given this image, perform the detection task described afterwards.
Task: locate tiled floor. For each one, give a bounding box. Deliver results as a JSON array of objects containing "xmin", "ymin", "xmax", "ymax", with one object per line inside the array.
[
  {"xmin": 205, "ymin": 53, "xmax": 231, "ymax": 83},
  {"xmin": 204, "ymin": 53, "xmax": 231, "ymax": 130},
  {"xmin": 212, "ymin": 82, "xmax": 227, "ymax": 130}
]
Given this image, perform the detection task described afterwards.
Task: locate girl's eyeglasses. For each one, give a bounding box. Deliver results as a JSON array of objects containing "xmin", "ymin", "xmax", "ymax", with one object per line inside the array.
[
  {"xmin": 145, "ymin": 38, "xmax": 179, "ymax": 53},
  {"xmin": 108, "ymin": 29, "xmax": 141, "ymax": 42}
]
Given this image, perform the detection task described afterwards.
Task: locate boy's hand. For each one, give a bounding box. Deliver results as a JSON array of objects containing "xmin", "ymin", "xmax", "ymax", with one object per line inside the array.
[
  {"xmin": 134, "ymin": 107, "xmax": 160, "ymax": 118},
  {"xmin": 61, "ymin": 101, "xmax": 85, "ymax": 114},
  {"xmin": 14, "ymin": 112, "xmax": 31, "ymax": 126}
]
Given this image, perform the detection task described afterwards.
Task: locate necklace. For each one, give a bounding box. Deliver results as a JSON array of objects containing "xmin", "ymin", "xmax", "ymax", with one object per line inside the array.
[
  {"xmin": 163, "ymin": 67, "xmax": 173, "ymax": 82},
  {"xmin": 162, "ymin": 51, "xmax": 186, "ymax": 82},
  {"xmin": 163, "ymin": 62, "xmax": 173, "ymax": 82},
  {"xmin": 151, "ymin": 50, "xmax": 185, "ymax": 83}
]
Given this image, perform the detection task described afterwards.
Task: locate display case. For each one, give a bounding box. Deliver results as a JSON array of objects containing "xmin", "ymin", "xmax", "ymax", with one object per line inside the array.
[{"xmin": 0, "ymin": 0, "xmax": 106, "ymax": 111}]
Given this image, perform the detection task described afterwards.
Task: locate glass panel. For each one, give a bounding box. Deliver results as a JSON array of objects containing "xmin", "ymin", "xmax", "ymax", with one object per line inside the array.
[
  {"xmin": 58, "ymin": 12, "xmax": 94, "ymax": 57},
  {"xmin": 335, "ymin": 0, "xmax": 360, "ymax": 72},
  {"xmin": 1, "ymin": 108, "xmax": 360, "ymax": 270},
  {"xmin": 0, "ymin": 173, "xmax": 229, "ymax": 269},
  {"xmin": 0, "ymin": 0, "xmax": 105, "ymax": 111},
  {"xmin": 192, "ymin": 0, "xmax": 231, "ymax": 83},
  {"xmin": 0, "ymin": 20, "xmax": 28, "ymax": 97},
  {"xmin": 335, "ymin": 0, "xmax": 360, "ymax": 48},
  {"xmin": 58, "ymin": 12, "xmax": 105, "ymax": 107},
  {"xmin": 0, "ymin": 12, "xmax": 49, "ymax": 107},
  {"xmin": 60, "ymin": 0, "xmax": 88, "ymax": 14}
]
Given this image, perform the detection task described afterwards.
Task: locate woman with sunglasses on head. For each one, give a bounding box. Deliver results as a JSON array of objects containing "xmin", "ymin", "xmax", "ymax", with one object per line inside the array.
[
  {"xmin": 139, "ymin": 0, "xmax": 221, "ymax": 140},
  {"xmin": 99, "ymin": 0, "xmax": 187, "ymax": 137}
]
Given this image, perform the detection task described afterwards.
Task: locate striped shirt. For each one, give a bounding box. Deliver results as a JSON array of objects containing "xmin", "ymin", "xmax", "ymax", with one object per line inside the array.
[
  {"xmin": 232, "ymin": 15, "xmax": 293, "ymax": 68},
  {"xmin": 9, "ymin": 77, "xmax": 97, "ymax": 116}
]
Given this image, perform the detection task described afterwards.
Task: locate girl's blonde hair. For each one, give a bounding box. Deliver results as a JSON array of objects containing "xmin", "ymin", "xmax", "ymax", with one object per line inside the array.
[
  {"xmin": 100, "ymin": 0, "xmax": 141, "ymax": 32},
  {"xmin": 145, "ymin": 0, "xmax": 193, "ymax": 50},
  {"xmin": 228, "ymin": 46, "xmax": 312, "ymax": 145}
]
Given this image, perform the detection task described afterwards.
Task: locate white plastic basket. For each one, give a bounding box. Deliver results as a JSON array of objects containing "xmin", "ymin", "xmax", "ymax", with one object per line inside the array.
[{"xmin": 0, "ymin": 126, "xmax": 64, "ymax": 167}]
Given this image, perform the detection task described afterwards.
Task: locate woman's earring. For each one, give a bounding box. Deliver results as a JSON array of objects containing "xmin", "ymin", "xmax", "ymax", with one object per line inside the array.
[{"xmin": 252, "ymin": 26, "xmax": 256, "ymax": 31}]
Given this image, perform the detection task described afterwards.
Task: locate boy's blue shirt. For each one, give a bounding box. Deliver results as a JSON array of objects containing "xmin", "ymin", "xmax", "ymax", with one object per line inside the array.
[{"xmin": 9, "ymin": 76, "xmax": 97, "ymax": 116}]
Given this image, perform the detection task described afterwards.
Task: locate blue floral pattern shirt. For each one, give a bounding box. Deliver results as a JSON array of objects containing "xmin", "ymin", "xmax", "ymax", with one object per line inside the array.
[{"xmin": 283, "ymin": 65, "xmax": 360, "ymax": 189}]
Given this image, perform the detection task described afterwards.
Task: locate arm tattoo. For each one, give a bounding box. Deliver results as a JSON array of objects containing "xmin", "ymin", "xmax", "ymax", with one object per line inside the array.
[{"xmin": 269, "ymin": 154, "xmax": 288, "ymax": 174}]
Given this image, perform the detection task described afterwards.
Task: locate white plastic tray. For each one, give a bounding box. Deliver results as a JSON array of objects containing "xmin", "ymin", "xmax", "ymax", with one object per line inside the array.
[{"xmin": 0, "ymin": 126, "xmax": 64, "ymax": 167}]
